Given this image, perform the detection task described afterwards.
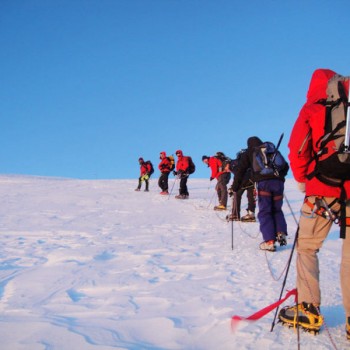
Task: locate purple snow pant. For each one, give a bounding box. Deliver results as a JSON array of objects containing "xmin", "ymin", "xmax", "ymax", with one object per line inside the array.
[{"xmin": 257, "ymin": 179, "xmax": 287, "ymax": 242}]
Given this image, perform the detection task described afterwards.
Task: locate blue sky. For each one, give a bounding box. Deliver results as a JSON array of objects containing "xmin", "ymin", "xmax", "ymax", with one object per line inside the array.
[{"xmin": 1, "ymin": 0, "xmax": 349, "ymax": 179}]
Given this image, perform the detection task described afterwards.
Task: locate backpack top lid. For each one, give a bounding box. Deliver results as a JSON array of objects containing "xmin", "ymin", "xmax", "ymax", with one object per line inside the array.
[
  {"xmin": 215, "ymin": 152, "xmax": 227, "ymax": 160},
  {"xmin": 325, "ymin": 74, "xmax": 350, "ymax": 102}
]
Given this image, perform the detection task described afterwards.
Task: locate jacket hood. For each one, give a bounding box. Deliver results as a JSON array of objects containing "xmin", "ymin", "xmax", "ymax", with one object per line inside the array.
[
  {"xmin": 138, "ymin": 157, "xmax": 144, "ymax": 162},
  {"xmin": 247, "ymin": 137, "xmax": 263, "ymax": 149},
  {"xmin": 306, "ymin": 68, "xmax": 337, "ymax": 103},
  {"xmin": 160, "ymin": 151, "xmax": 166, "ymax": 157},
  {"xmin": 175, "ymin": 150, "xmax": 183, "ymax": 157}
]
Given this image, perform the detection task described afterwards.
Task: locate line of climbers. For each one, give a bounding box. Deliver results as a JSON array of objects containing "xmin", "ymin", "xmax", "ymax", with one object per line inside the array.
[
  {"xmin": 135, "ymin": 137, "xmax": 290, "ymax": 254},
  {"xmin": 135, "ymin": 150, "xmax": 195, "ymax": 199}
]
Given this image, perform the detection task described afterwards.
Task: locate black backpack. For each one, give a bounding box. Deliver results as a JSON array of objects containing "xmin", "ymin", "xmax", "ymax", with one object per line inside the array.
[
  {"xmin": 214, "ymin": 152, "xmax": 232, "ymax": 172},
  {"xmin": 187, "ymin": 156, "xmax": 196, "ymax": 174},
  {"xmin": 305, "ymin": 74, "xmax": 350, "ymax": 239},
  {"xmin": 228, "ymin": 158, "xmax": 239, "ymax": 173},
  {"xmin": 229, "ymin": 149, "xmax": 247, "ymax": 174},
  {"xmin": 145, "ymin": 161, "xmax": 154, "ymax": 175},
  {"xmin": 252, "ymin": 142, "xmax": 288, "ymax": 178}
]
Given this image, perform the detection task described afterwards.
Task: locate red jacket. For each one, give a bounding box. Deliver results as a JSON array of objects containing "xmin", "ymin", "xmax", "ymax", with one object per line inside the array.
[
  {"xmin": 140, "ymin": 162, "xmax": 151, "ymax": 176},
  {"xmin": 208, "ymin": 157, "xmax": 225, "ymax": 179},
  {"xmin": 158, "ymin": 152, "xmax": 172, "ymax": 173},
  {"xmin": 288, "ymin": 68, "xmax": 350, "ymax": 198},
  {"xmin": 175, "ymin": 150, "xmax": 189, "ymax": 172}
]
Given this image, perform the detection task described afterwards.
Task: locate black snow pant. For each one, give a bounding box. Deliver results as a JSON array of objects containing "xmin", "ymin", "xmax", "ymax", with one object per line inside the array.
[
  {"xmin": 216, "ymin": 172, "xmax": 231, "ymax": 207},
  {"xmin": 137, "ymin": 176, "xmax": 149, "ymax": 191},
  {"xmin": 158, "ymin": 172, "xmax": 170, "ymax": 191},
  {"xmin": 179, "ymin": 176, "xmax": 189, "ymax": 196},
  {"xmin": 235, "ymin": 180, "xmax": 256, "ymax": 218}
]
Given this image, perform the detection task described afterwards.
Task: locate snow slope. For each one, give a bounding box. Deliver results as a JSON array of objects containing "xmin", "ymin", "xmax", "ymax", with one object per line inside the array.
[{"xmin": 0, "ymin": 175, "xmax": 346, "ymax": 350}]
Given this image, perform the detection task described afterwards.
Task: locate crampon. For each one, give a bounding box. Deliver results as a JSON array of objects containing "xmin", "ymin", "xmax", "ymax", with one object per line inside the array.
[{"xmin": 278, "ymin": 302, "xmax": 323, "ymax": 335}]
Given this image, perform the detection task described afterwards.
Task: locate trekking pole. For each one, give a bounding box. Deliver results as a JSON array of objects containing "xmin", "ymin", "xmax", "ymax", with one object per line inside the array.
[
  {"xmin": 275, "ymin": 132, "xmax": 284, "ymax": 150},
  {"xmin": 231, "ymin": 192, "xmax": 238, "ymax": 250},
  {"xmin": 284, "ymin": 193, "xmax": 299, "ymax": 226},
  {"xmin": 296, "ymin": 287, "xmax": 301, "ymax": 350},
  {"xmin": 344, "ymin": 79, "xmax": 350, "ymax": 152},
  {"xmin": 207, "ymin": 189, "xmax": 216, "ymax": 208},
  {"xmin": 168, "ymin": 176, "xmax": 178, "ymax": 200},
  {"xmin": 270, "ymin": 225, "xmax": 299, "ymax": 332},
  {"xmin": 226, "ymin": 191, "xmax": 237, "ymax": 250},
  {"xmin": 271, "ymin": 132, "xmax": 284, "ymax": 164}
]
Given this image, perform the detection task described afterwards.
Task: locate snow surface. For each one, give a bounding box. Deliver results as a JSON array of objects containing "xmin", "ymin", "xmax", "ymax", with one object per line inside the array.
[{"xmin": 0, "ymin": 175, "xmax": 347, "ymax": 350}]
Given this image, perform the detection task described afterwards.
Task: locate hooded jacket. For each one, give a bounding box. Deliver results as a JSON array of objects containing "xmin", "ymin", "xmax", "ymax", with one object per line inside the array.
[
  {"xmin": 288, "ymin": 68, "xmax": 350, "ymax": 198},
  {"xmin": 231, "ymin": 137, "xmax": 263, "ymax": 191},
  {"xmin": 139, "ymin": 159, "xmax": 151, "ymax": 176},
  {"xmin": 206, "ymin": 157, "xmax": 226, "ymax": 179},
  {"xmin": 158, "ymin": 151, "xmax": 172, "ymax": 173},
  {"xmin": 175, "ymin": 150, "xmax": 190, "ymax": 172}
]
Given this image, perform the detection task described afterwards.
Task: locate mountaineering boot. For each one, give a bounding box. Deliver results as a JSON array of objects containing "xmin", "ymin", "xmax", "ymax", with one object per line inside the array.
[
  {"xmin": 135, "ymin": 188, "xmax": 141, "ymax": 191},
  {"xmin": 346, "ymin": 317, "xmax": 350, "ymax": 340},
  {"xmin": 160, "ymin": 191, "xmax": 169, "ymax": 195},
  {"xmin": 214, "ymin": 205, "xmax": 226, "ymax": 211},
  {"xmin": 278, "ymin": 302, "xmax": 323, "ymax": 333},
  {"xmin": 241, "ymin": 210, "xmax": 256, "ymax": 222},
  {"xmin": 226, "ymin": 214, "xmax": 240, "ymax": 221},
  {"xmin": 259, "ymin": 240, "xmax": 276, "ymax": 252},
  {"xmin": 175, "ymin": 194, "xmax": 187, "ymax": 199},
  {"xmin": 276, "ymin": 232, "xmax": 287, "ymax": 246},
  {"xmin": 144, "ymin": 189, "xmax": 149, "ymax": 192}
]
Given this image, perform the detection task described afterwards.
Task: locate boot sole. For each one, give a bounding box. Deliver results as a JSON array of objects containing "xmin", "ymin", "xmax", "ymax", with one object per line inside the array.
[
  {"xmin": 259, "ymin": 247, "xmax": 276, "ymax": 252},
  {"xmin": 279, "ymin": 319, "xmax": 321, "ymax": 335}
]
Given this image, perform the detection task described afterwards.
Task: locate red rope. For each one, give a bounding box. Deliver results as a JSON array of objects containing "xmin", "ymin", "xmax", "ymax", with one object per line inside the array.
[{"xmin": 231, "ymin": 288, "xmax": 297, "ymax": 331}]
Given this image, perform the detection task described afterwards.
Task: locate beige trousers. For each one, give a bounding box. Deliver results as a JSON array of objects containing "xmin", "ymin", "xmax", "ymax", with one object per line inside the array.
[{"xmin": 297, "ymin": 196, "xmax": 350, "ymax": 317}]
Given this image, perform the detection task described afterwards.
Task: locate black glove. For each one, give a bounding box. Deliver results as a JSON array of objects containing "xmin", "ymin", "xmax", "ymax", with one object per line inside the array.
[
  {"xmin": 231, "ymin": 184, "xmax": 238, "ymax": 192},
  {"xmin": 228, "ymin": 187, "xmax": 234, "ymax": 197},
  {"xmin": 173, "ymin": 171, "xmax": 178, "ymax": 176},
  {"xmin": 210, "ymin": 177, "xmax": 214, "ymax": 181}
]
